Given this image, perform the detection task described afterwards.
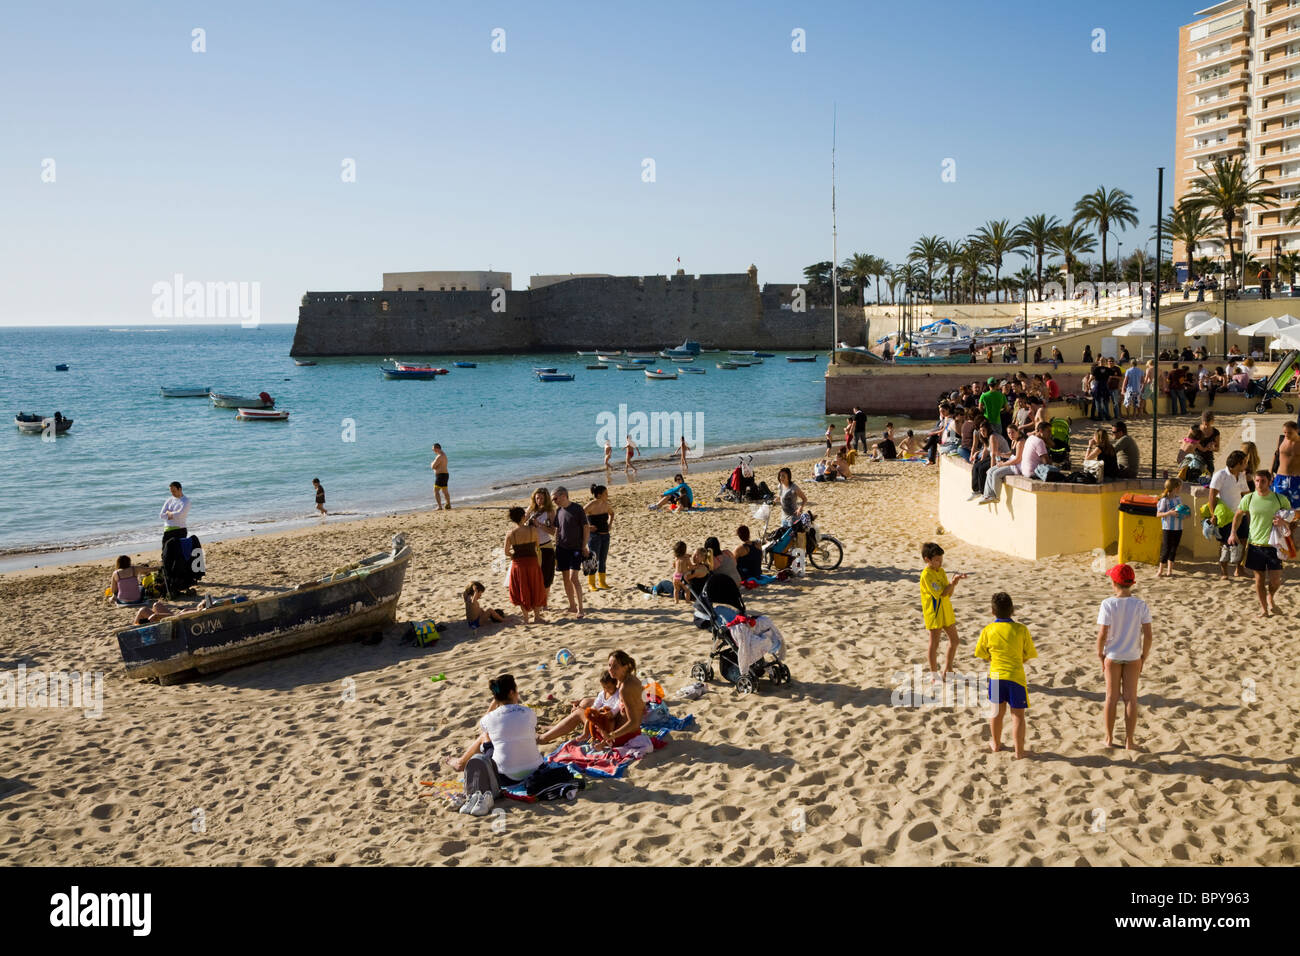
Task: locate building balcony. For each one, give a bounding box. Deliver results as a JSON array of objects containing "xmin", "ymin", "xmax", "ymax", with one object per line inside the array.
[
  {"xmin": 1254, "ymin": 95, "xmax": 1300, "ymax": 119},
  {"xmin": 1250, "ymin": 220, "xmax": 1300, "ymax": 237},
  {"xmin": 1260, "ymin": 25, "xmax": 1300, "ymax": 54},
  {"xmin": 1189, "ymin": 26, "xmax": 1250, "ymax": 54},
  {"xmin": 1189, "ymin": 114, "xmax": 1249, "ymax": 136},
  {"xmin": 1186, "ymin": 91, "xmax": 1251, "ymax": 116},
  {"xmin": 1187, "ymin": 47, "xmax": 1250, "ymax": 72},
  {"xmin": 1261, "ymin": 1, "xmax": 1300, "ymax": 27},
  {"xmin": 1189, "ymin": 137, "xmax": 1245, "ymax": 157},
  {"xmin": 1187, "ymin": 67, "xmax": 1250, "ymax": 91},
  {"xmin": 1255, "ymin": 123, "xmax": 1300, "ymax": 143},
  {"xmin": 1257, "ymin": 48, "xmax": 1300, "ymax": 76}
]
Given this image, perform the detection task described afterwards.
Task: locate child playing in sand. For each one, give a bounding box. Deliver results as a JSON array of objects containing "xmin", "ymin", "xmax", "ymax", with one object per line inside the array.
[
  {"xmin": 974, "ymin": 591, "xmax": 1037, "ymax": 759},
  {"xmin": 463, "ymin": 581, "xmax": 513, "ymax": 627},
  {"xmin": 1096, "ymin": 563, "xmax": 1153, "ymax": 751},
  {"xmin": 313, "ymin": 478, "xmax": 327, "ymax": 515},
  {"xmin": 671, "ymin": 541, "xmax": 690, "ymax": 601},
  {"xmin": 920, "ymin": 542, "xmax": 967, "ymax": 682},
  {"xmin": 1155, "ymin": 477, "xmax": 1185, "ymax": 577}
]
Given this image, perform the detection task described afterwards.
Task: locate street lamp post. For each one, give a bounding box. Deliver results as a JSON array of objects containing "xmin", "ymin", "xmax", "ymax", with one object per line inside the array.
[{"xmin": 1218, "ymin": 254, "xmax": 1229, "ymax": 361}]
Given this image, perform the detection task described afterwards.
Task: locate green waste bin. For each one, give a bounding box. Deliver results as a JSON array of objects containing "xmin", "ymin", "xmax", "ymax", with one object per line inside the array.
[{"xmin": 1118, "ymin": 493, "xmax": 1161, "ymax": 566}]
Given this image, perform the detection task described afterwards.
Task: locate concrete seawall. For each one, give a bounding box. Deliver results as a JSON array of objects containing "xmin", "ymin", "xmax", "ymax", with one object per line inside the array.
[{"xmin": 290, "ymin": 272, "xmax": 865, "ymax": 356}]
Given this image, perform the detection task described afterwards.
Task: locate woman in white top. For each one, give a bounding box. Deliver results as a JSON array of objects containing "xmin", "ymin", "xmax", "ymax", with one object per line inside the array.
[
  {"xmin": 537, "ymin": 669, "xmax": 622, "ymax": 744},
  {"xmin": 445, "ymin": 674, "xmax": 543, "ymax": 808},
  {"xmin": 524, "ymin": 487, "xmax": 557, "ymax": 595}
]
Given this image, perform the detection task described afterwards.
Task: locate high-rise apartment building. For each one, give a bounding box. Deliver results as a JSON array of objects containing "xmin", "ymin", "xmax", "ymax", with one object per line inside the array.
[{"xmin": 1176, "ymin": 1, "xmax": 1300, "ymax": 271}]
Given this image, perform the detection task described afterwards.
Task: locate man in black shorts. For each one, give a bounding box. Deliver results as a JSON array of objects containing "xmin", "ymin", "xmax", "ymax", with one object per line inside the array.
[
  {"xmin": 552, "ymin": 486, "xmax": 590, "ymax": 619},
  {"xmin": 852, "ymin": 406, "xmax": 868, "ymax": 453},
  {"xmin": 431, "ymin": 443, "xmax": 450, "ymax": 510}
]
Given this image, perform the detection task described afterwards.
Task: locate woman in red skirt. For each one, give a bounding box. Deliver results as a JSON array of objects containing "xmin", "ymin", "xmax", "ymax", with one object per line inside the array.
[{"xmin": 505, "ymin": 506, "xmax": 547, "ymax": 623}]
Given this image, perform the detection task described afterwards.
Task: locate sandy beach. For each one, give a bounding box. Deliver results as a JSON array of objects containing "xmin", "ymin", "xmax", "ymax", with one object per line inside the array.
[{"xmin": 2, "ymin": 413, "xmax": 1297, "ymax": 866}]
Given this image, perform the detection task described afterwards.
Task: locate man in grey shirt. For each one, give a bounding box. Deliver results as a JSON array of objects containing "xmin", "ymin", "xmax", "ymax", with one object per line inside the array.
[{"xmin": 1112, "ymin": 421, "xmax": 1140, "ymax": 479}]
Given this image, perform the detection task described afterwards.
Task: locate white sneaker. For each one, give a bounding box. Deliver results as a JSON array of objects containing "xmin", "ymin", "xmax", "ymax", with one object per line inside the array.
[
  {"xmin": 459, "ymin": 792, "xmax": 480, "ymax": 815},
  {"xmin": 966, "ymin": 492, "xmax": 982, "ymax": 501},
  {"xmin": 979, "ymin": 495, "xmax": 996, "ymax": 504},
  {"xmin": 471, "ymin": 791, "xmax": 495, "ymax": 816}
]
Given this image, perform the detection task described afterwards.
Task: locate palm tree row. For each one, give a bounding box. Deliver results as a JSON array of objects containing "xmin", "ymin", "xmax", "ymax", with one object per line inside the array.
[{"xmin": 817, "ymin": 158, "xmax": 1292, "ymax": 307}]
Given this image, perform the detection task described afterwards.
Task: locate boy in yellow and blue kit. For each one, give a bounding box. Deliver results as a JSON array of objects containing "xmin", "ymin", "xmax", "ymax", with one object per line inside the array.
[
  {"xmin": 974, "ymin": 591, "xmax": 1038, "ymax": 759},
  {"xmin": 920, "ymin": 542, "xmax": 967, "ymax": 682}
]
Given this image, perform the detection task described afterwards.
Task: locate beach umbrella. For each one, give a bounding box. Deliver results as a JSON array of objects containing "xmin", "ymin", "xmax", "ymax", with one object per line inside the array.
[
  {"xmin": 1112, "ymin": 318, "xmax": 1171, "ymax": 336},
  {"xmin": 1237, "ymin": 314, "xmax": 1300, "ymax": 336},
  {"xmin": 1183, "ymin": 309, "xmax": 1214, "ymax": 330},
  {"xmin": 1185, "ymin": 316, "xmax": 1241, "ymax": 337},
  {"xmin": 1268, "ymin": 327, "xmax": 1300, "ymax": 350}
]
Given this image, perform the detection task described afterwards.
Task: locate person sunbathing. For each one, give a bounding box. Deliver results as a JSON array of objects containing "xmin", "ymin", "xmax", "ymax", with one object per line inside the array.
[
  {"xmin": 897, "ymin": 430, "xmax": 923, "ymax": 459},
  {"xmin": 132, "ymin": 597, "xmax": 211, "ymax": 625},
  {"xmin": 537, "ymin": 670, "xmax": 621, "ymax": 745}
]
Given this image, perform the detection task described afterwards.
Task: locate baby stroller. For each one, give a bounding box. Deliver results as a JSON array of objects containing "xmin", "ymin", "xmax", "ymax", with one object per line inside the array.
[
  {"xmin": 1253, "ymin": 349, "xmax": 1298, "ymax": 414},
  {"xmin": 689, "ymin": 573, "xmax": 791, "ymax": 695},
  {"xmin": 716, "ymin": 456, "xmax": 768, "ymax": 502},
  {"xmin": 161, "ymin": 534, "xmax": 206, "ymax": 597},
  {"xmin": 1048, "ymin": 417, "xmax": 1071, "ymax": 468}
]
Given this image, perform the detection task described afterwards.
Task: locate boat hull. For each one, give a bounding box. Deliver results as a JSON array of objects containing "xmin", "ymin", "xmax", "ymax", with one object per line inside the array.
[
  {"xmin": 210, "ymin": 393, "xmax": 274, "ymax": 408},
  {"xmin": 236, "ymin": 408, "xmax": 290, "ymax": 420},
  {"xmin": 15, "ymin": 414, "xmax": 73, "ymax": 434},
  {"xmin": 380, "ymin": 367, "xmax": 436, "ymax": 380},
  {"xmin": 116, "ymin": 545, "xmax": 412, "ymax": 682}
]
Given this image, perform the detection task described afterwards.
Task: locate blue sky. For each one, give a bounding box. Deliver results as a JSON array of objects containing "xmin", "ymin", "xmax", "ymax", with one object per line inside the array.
[{"xmin": 0, "ymin": 0, "xmax": 1193, "ymax": 325}]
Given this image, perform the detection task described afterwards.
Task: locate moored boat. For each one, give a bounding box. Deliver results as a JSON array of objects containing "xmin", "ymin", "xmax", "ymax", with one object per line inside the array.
[
  {"xmin": 730, "ymin": 350, "xmax": 757, "ymax": 356},
  {"xmin": 754, "ymin": 352, "xmax": 775, "ymax": 359},
  {"xmin": 211, "ymin": 391, "xmax": 275, "ymax": 408},
  {"xmin": 293, "ymin": 360, "xmax": 317, "ymax": 367},
  {"xmin": 716, "ymin": 362, "xmax": 739, "ymax": 370},
  {"xmin": 615, "ymin": 364, "xmax": 643, "ymax": 370},
  {"xmin": 672, "ymin": 340, "xmax": 702, "ymax": 355},
  {"xmin": 787, "ymin": 355, "xmax": 819, "ymax": 363},
  {"xmin": 537, "ymin": 372, "xmax": 575, "ymax": 382},
  {"xmin": 236, "ymin": 408, "xmax": 290, "ymax": 421},
  {"xmin": 532, "ymin": 367, "xmax": 559, "ymax": 374},
  {"xmin": 631, "ymin": 357, "xmax": 655, "ymax": 364},
  {"xmin": 596, "ymin": 352, "xmax": 625, "ymax": 362},
  {"xmin": 115, "ymin": 536, "xmax": 413, "ymax": 683},
  {"xmin": 678, "ymin": 366, "xmax": 706, "ymax": 374},
  {"xmin": 645, "ymin": 368, "xmax": 678, "ymax": 380},
  {"xmin": 159, "ymin": 386, "xmax": 211, "ymax": 398},
  {"xmin": 380, "ymin": 363, "xmax": 436, "ymax": 380},
  {"xmin": 586, "ymin": 364, "xmax": 609, "ymax": 370},
  {"xmin": 660, "ymin": 349, "xmax": 694, "ymax": 360},
  {"xmin": 54, "ymin": 364, "xmax": 69, "ymax": 371},
  {"xmin": 15, "ymin": 412, "xmax": 73, "ymax": 434},
  {"xmin": 453, "ymin": 361, "xmax": 477, "ymax": 368}
]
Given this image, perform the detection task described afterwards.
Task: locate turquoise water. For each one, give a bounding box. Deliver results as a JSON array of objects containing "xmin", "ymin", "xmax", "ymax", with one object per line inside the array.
[{"xmin": 0, "ymin": 325, "xmax": 835, "ymax": 556}]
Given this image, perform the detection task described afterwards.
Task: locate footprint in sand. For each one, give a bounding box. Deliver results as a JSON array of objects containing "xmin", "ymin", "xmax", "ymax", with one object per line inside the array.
[{"xmin": 908, "ymin": 821, "xmax": 938, "ymax": 841}]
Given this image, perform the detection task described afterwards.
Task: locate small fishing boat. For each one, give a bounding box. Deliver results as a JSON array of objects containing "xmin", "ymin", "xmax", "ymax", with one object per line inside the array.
[
  {"xmin": 672, "ymin": 340, "xmax": 702, "ymax": 355},
  {"xmin": 115, "ymin": 535, "xmax": 413, "ymax": 683},
  {"xmin": 532, "ymin": 367, "xmax": 559, "ymax": 374},
  {"xmin": 54, "ymin": 364, "xmax": 69, "ymax": 372},
  {"xmin": 159, "ymin": 386, "xmax": 211, "ymax": 398},
  {"xmin": 586, "ymin": 364, "xmax": 609, "ymax": 370},
  {"xmin": 596, "ymin": 352, "xmax": 625, "ymax": 362},
  {"xmin": 615, "ymin": 364, "xmax": 643, "ymax": 371},
  {"xmin": 755, "ymin": 352, "xmax": 776, "ymax": 359},
  {"xmin": 660, "ymin": 349, "xmax": 694, "ymax": 360},
  {"xmin": 626, "ymin": 352, "xmax": 658, "ymax": 359},
  {"xmin": 236, "ymin": 408, "xmax": 290, "ymax": 421},
  {"xmin": 645, "ymin": 368, "xmax": 678, "ymax": 380},
  {"xmin": 211, "ymin": 391, "xmax": 275, "ymax": 408},
  {"xmin": 716, "ymin": 362, "xmax": 739, "ymax": 370},
  {"xmin": 631, "ymin": 357, "xmax": 655, "ymax": 365},
  {"xmin": 537, "ymin": 372, "xmax": 575, "ymax": 382},
  {"xmin": 729, "ymin": 360, "xmax": 755, "ymax": 367},
  {"xmin": 293, "ymin": 360, "xmax": 317, "ymax": 367},
  {"xmin": 15, "ymin": 412, "xmax": 73, "ymax": 434},
  {"xmin": 453, "ymin": 361, "xmax": 477, "ymax": 368},
  {"xmin": 730, "ymin": 350, "xmax": 757, "ymax": 356},
  {"xmin": 380, "ymin": 363, "xmax": 436, "ymax": 380},
  {"xmin": 700, "ymin": 348, "xmax": 720, "ymax": 353},
  {"xmin": 678, "ymin": 367, "xmax": 706, "ymax": 374},
  {"xmin": 787, "ymin": 356, "xmax": 819, "ymax": 363}
]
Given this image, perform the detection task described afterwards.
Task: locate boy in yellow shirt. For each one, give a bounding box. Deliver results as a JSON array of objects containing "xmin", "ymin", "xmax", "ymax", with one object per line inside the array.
[
  {"xmin": 920, "ymin": 542, "xmax": 967, "ymax": 682},
  {"xmin": 974, "ymin": 591, "xmax": 1037, "ymax": 759}
]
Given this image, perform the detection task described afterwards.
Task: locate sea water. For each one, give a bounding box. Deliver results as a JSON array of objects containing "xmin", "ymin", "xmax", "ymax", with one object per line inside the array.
[{"xmin": 0, "ymin": 325, "xmax": 863, "ymax": 558}]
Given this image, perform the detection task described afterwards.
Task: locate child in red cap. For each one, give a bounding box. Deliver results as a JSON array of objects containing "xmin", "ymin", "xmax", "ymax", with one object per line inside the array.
[{"xmin": 1096, "ymin": 563, "xmax": 1153, "ymax": 751}]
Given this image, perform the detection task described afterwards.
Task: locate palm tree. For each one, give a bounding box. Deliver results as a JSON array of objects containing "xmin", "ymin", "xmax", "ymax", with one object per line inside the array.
[
  {"xmin": 1072, "ymin": 186, "xmax": 1139, "ymax": 287},
  {"xmin": 958, "ymin": 242, "xmax": 987, "ymax": 303},
  {"xmin": 943, "ymin": 240, "xmax": 964, "ymax": 304},
  {"xmin": 1185, "ymin": 157, "xmax": 1277, "ymax": 287},
  {"xmin": 1160, "ymin": 200, "xmax": 1218, "ymax": 276},
  {"xmin": 870, "ymin": 258, "xmax": 891, "ymax": 305},
  {"xmin": 1013, "ymin": 214, "xmax": 1061, "ymax": 301},
  {"xmin": 971, "ymin": 219, "xmax": 1024, "ymax": 303},
  {"xmin": 1278, "ymin": 250, "xmax": 1300, "ymax": 285},
  {"xmin": 908, "ymin": 235, "xmax": 946, "ymax": 302},
  {"xmin": 886, "ymin": 264, "xmax": 911, "ymax": 305},
  {"xmin": 1046, "ymin": 223, "xmax": 1097, "ymax": 289},
  {"xmin": 842, "ymin": 253, "xmax": 875, "ymax": 306}
]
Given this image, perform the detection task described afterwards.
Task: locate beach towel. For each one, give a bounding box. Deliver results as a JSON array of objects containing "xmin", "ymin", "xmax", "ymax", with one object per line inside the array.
[
  {"xmin": 640, "ymin": 702, "xmax": 696, "ymax": 732},
  {"xmin": 547, "ymin": 741, "xmax": 650, "ymax": 778}
]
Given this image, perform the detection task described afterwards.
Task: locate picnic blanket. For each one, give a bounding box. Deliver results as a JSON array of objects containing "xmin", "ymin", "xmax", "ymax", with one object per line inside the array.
[
  {"xmin": 547, "ymin": 705, "xmax": 693, "ymax": 778},
  {"xmin": 641, "ymin": 702, "xmax": 696, "ymax": 732}
]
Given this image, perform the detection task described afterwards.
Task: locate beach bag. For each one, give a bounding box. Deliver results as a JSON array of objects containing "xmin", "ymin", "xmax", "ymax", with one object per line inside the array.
[
  {"xmin": 581, "ymin": 552, "xmax": 599, "ymax": 575},
  {"xmin": 1034, "ymin": 464, "xmax": 1063, "ymax": 482},
  {"xmin": 522, "ymin": 763, "xmax": 583, "ymax": 801},
  {"xmin": 1177, "ymin": 453, "xmax": 1206, "ymax": 482},
  {"xmin": 1201, "ymin": 517, "xmax": 1218, "ymax": 541},
  {"xmin": 1068, "ymin": 470, "xmax": 1097, "ymax": 485}
]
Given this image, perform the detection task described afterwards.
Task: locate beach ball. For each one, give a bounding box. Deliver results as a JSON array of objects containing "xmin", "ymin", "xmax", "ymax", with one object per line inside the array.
[{"xmin": 556, "ymin": 648, "xmax": 574, "ymax": 665}]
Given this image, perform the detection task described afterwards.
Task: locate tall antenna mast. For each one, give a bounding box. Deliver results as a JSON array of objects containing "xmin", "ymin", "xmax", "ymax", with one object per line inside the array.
[{"xmin": 831, "ymin": 104, "xmax": 838, "ymax": 365}]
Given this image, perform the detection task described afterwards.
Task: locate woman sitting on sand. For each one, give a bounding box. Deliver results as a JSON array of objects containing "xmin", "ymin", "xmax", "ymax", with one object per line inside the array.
[
  {"xmin": 445, "ymin": 673, "xmax": 543, "ymax": 813},
  {"xmin": 463, "ymin": 581, "xmax": 514, "ymax": 627},
  {"xmin": 832, "ymin": 447, "xmax": 853, "ymax": 479},
  {"xmin": 735, "ymin": 525, "xmax": 763, "ymax": 580},
  {"xmin": 537, "ymin": 669, "xmax": 621, "ymax": 745},
  {"xmin": 108, "ymin": 555, "xmax": 147, "ymax": 605},
  {"xmin": 704, "ymin": 535, "xmax": 741, "ymax": 585},
  {"xmin": 504, "ymin": 506, "xmax": 547, "ymax": 624}
]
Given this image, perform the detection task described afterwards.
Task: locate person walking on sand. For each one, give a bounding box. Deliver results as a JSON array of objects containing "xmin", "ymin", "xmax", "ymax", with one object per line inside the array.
[
  {"xmin": 160, "ymin": 481, "xmax": 190, "ymax": 551},
  {"xmin": 677, "ymin": 435, "xmax": 690, "ymax": 475},
  {"xmin": 624, "ymin": 436, "xmax": 639, "ymax": 483},
  {"xmin": 1155, "ymin": 477, "xmax": 1185, "ymax": 577},
  {"xmin": 974, "ymin": 591, "xmax": 1036, "ymax": 759},
  {"xmin": 552, "ymin": 486, "xmax": 591, "ymax": 619},
  {"xmin": 853, "ymin": 405, "xmax": 868, "ymax": 454},
  {"xmin": 1229, "ymin": 469, "xmax": 1295, "ymax": 617},
  {"xmin": 603, "ymin": 439, "xmax": 613, "ymax": 479},
  {"xmin": 312, "ymin": 478, "xmax": 327, "ymax": 516},
  {"xmin": 431, "ymin": 443, "xmax": 450, "ymax": 510},
  {"xmin": 920, "ymin": 542, "xmax": 967, "ymax": 683},
  {"xmin": 1096, "ymin": 563, "xmax": 1152, "ymax": 751}
]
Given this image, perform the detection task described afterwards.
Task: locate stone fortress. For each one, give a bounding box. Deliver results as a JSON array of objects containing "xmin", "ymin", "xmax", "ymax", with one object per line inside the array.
[{"xmin": 291, "ymin": 267, "xmax": 866, "ymax": 356}]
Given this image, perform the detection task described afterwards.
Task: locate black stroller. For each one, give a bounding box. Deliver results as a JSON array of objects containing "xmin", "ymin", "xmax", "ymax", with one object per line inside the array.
[
  {"xmin": 688, "ymin": 573, "xmax": 790, "ymax": 694},
  {"xmin": 715, "ymin": 456, "xmax": 771, "ymax": 503},
  {"xmin": 161, "ymin": 534, "xmax": 206, "ymax": 597}
]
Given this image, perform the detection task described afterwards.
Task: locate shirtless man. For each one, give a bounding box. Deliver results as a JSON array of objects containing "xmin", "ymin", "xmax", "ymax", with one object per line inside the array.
[
  {"xmin": 1272, "ymin": 421, "xmax": 1300, "ymax": 507},
  {"xmin": 624, "ymin": 436, "xmax": 639, "ymax": 483},
  {"xmin": 430, "ymin": 443, "xmax": 450, "ymax": 510}
]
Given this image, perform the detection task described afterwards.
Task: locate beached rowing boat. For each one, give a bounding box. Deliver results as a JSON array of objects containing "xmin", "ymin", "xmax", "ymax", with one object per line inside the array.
[
  {"xmin": 159, "ymin": 386, "xmax": 211, "ymax": 398},
  {"xmin": 115, "ymin": 536, "xmax": 413, "ymax": 683},
  {"xmin": 211, "ymin": 391, "xmax": 274, "ymax": 408}
]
